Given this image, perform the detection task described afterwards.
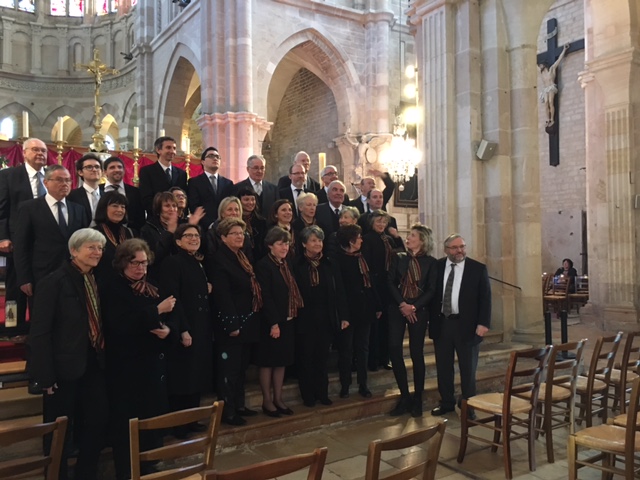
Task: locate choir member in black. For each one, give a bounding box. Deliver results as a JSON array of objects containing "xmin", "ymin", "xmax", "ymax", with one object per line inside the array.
[
  {"xmin": 335, "ymin": 224, "xmax": 381, "ymax": 399},
  {"xmin": 387, "ymin": 224, "xmax": 437, "ymax": 417},
  {"xmin": 255, "ymin": 227, "xmax": 304, "ymax": 417},
  {"xmin": 292, "ymin": 192, "xmax": 317, "ymax": 252},
  {"xmin": 101, "ymin": 238, "xmax": 176, "ymax": 480},
  {"xmin": 211, "ymin": 218, "xmax": 261, "ymax": 426},
  {"xmin": 160, "ymin": 224, "xmax": 213, "ymax": 436},
  {"xmin": 267, "ymin": 199, "xmax": 296, "ymax": 259},
  {"xmin": 205, "ymin": 196, "xmax": 253, "ymax": 260},
  {"xmin": 29, "ymin": 229, "xmax": 108, "ymax": 480},
  {"xmin": 139, "ymin": 192, "xmax": 179, "ymax": 280},
  {"xmin": 93, "ymin": 191, "xmax": 134, "ymax": 281},
  {"xmin": 169, "ymin": 186, "xmax": 189, "ymax": 221},
  {"xmin": 325, "ymin": 206, "xmax": 359, "ymax": 257},
  {"xmin": 361, "ymin": 210, "xmax": 404, "ymax": 371},
  {"xmin": 293, "ymin": 226, "xmax": 349, "ymax": 407},
  {"xmin": 239, "ymin": 187, "xmax": 268, "ymax": 260}
]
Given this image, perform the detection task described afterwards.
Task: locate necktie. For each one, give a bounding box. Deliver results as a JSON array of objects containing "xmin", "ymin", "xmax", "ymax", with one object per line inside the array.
[
  {"xmin": 110, "ymin": 184, "xmax": 119, "ymax": 191},
  {"xmin": 442, "ymin": 264, "xmax": 456, "ymax": 317},
  {"xmin": 211, "ymin": 175, "xmax": 218, "ymax": 195},
  {"xmin": 57, "ymin": 201, "xmax": 68, "ymax": 237},
  {"xmin": 91, "ymin": 190, "xmax": 99, "ymax": 212},
  {"xmin": 366, "ymin": 203, "xmax": 371, "ymax": 213},
  {"xmin": 334, "ymin": 208, "xmax": 340, "ymax": 216},
  {"xmin": 295, "ymin": 188, "xmax": 302, "ymax": 198},
  {"xmin": 166, "ymin": 167, "xmax": 172, "ymax": 184},
  {"xmin": 254, "ymin": 182, "xmax": 262, "ymax": 195},
  {"xmin": 36, "ymin": 172, "xmax": 46, "ymax": 197}
]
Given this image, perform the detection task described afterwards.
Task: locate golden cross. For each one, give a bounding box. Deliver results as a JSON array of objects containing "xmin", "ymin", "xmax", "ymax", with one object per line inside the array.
[{"xmin": 75, "ymin": 48, "xmax": 119, "ymax": 95}]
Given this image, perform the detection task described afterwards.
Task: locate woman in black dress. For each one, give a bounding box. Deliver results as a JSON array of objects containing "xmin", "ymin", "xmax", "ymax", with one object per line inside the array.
[
  {"xmin": 93, "ymin": 191, "xmax": 134, "ymax": 281},
  {"xmin": 387, "ymin": 224, "xmax": 437, "ymax": 417},
  {"xmin": 293, "ymin": 225, "xmax": 349, "ymax": 407},
  {"xmin": 159, "ymin": 223, "xmax": 213, "ymax": 435},
  {"xmin": 211, "ymin": 218, "xmax": 262, "ymax": 426},
  {"xmin": 255, "ymin": 227, "xmax": 303, "ymax": 417},
  {"xmin": 101, "ymin": 238, "xmax": 177, "ymax": 479},
  {"xmin": 239, "ymin": 187, "xmax": 268, "ymax": 260},
  {"xmin": 335, "ymin": 224, "xmax": 381, "ymax": 399}
]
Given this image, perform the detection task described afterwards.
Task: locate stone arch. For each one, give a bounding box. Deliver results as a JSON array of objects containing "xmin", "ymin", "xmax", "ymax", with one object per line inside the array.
[
  {"xmin": 157, "ymin": 43, "xmax": 201, "ymax": 143},
  {"xmin": 0, "ymin": 102, "xmax": 37, "ymax": 138}
]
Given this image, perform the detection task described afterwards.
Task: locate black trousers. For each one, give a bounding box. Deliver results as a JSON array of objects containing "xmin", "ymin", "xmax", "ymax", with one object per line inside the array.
[
  {"xmin": 43, "ymin": 353, "xmax": 108, "ymax": 480},
  {"xmin": 433, "ymin": 315, "xmax": 479, "ymax": 409},
  {"xmin": 216, "ymin": 342, "xmax": 251, "ymax": 418},
  {"xmin": 388, "ymin": 307, "xmax": 428, "ymax": 397},
  {"xmin": 338, "ymin": 321, "xmax": 371, "ymax": 388},
  {"xmin": 297, "ymin": 311, "xmax": 332, "ymax": 403}
]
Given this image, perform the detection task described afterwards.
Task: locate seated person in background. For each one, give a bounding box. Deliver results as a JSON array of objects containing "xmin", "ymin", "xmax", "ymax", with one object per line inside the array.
[{"xmin": 554, "ymin": 258, "xmax": 578, "ymax": 292}]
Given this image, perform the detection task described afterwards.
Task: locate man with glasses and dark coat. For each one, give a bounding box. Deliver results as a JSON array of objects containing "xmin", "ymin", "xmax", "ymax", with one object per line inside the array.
[{"xmin": 187, "ymin": 147, "xmax": 233, "ymax": 229}]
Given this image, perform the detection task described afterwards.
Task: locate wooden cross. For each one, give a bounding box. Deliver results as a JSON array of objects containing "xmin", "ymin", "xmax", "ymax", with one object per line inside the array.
[{"xmin": 536, "ymin": 19, "xmax": 584, "ymax": 167}]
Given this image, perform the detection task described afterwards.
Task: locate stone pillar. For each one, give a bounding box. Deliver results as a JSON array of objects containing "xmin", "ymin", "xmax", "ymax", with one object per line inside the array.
[
  {"xmin": 1, "ymin": 18, "xmax": 14, "ymax": 71},
  {"xmin": 236, "ymin": 0, "xmax": 252, "ymax": 112},
  {"xmin": 57, "ymin": 26, "xmax": 68, "ymax": 74},
  {"xmin": 580, "ymin": 0, "xmax": 640, "ymax": 330},
  {"xmin": 134, "ymin": 0, "xmax": 157, "ymax": 150},
  {"xmin": 30, "ymin": 23, "xmax": 42, "ymax": 75}
]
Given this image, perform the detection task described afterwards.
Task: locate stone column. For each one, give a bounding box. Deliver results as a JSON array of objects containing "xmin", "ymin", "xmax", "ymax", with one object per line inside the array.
[
  {"xmin": 236, "ymin": 0, "xmax": 252, "ymax": 112},
  {"xmin": 57, "ymin": 26, "xmax": 68, "ymax": 74},
  {"xmin": 30, "ymin": 23, "xmax": 42, "ymax": 75},
  {"xmin": 1, "ymin": 18, "xmax": 14, "ymax": 71},
  {"xmin": 580, "ymin": 0, "xmax": 640, "ymax": 330},
  {"xmin": 134, "ymin": 0, "xmax": 157, "ymax": 150}
]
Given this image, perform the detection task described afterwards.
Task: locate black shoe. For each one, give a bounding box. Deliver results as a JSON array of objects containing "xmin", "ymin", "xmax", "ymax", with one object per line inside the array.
[
  {"xmin": 262, "ymin": 406, "xmax": 281, "ymax": 418},
  {"xmin": 275, "ymin": 405, "xmax": 294, "ymax": 416},
  {"xmin": 303, "ymin": 400, "xmax": 316, "ymax": 407},
  {"xmin": 431, "ymin": 405, "xmax": 455, "ymax": 416},
  {"xmin": 411, "ymin": 399, "xmax": 423, "ymax": 418},
  {"xmin": 237, "ymin": 407, "xmax": 258, "ymax": 417},
  {"xmin": 222, "ymin": 415, "xmax": 247, "ymax": 426},
  {"xmin": 389, "ymin": 397, "xmax": 411, "ymax": 416},
  {"xmin": 382, "ymin": 363, "xmax": 393, "ymax": 370},
  {"xmin": 359, "ymin": 385, "xmax": 372, "ymax": 398},
  {"xmin": 188, "ymin": 422, "xmax": 207, "ymax": 432},
  {"xmin": 340, "ymin": 386, "xmax": 349, "ymax": 398},
  {"xmin": 319, "ymin": 397, "xmax": 333, "ymax": 406}
]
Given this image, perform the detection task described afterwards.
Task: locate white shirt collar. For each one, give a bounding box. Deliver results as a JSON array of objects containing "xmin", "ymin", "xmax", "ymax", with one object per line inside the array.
[
  {"xmin": 45, "ymin": 193, "xmax": 66, "ymax": 208},
  {"xmin": 24, "ymin": 162, "xmax": 44, "ymax": 178},
  {"xmin": 82, "ymin": 183, "xmax": 98, "ymax": 194}
]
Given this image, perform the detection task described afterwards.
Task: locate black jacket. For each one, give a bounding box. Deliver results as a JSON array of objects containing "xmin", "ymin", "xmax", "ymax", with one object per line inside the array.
[
  {"xmin": 188, "ymin": 172, "xmax": 233, "ymax": 229},
  {"xmin": 387, "ymin": 252, "xmax": 437, "ymax": 311},
  {"xmin": 139, "ymin": 162, "xmax": 188, "ymax": 216}
]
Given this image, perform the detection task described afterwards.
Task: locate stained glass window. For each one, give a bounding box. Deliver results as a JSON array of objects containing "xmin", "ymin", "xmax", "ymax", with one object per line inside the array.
[
  {"xmin": 69, "ymin": 0, "xmax": 83, "ymax": 16},
  {"xmin": 50, "ymin": 0, "xmax": 66, "ymax": 15},
  {"xmin": 0, "ymin": 0, "xmax": 15, "ymax": 8},
  {"xmin": 17, "ymin": 0, "xmax": 34, "ymax": 12},
  {"xmin": 110, "ymin": 0, "xmax": 118, "ymax": 12},
  {"xmin": 0, "ymin": 118, "xmax": 14, "ymax": 140}
]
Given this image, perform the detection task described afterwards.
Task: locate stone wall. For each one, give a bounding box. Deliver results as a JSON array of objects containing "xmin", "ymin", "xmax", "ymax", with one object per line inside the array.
[{"xmin": 537, "ymin": 0, "xmax": 587, "ymax": 275}]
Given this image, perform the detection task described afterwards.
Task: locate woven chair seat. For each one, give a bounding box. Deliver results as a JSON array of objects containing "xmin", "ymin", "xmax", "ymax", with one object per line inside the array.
[
  {"xmin": 574, "ymin": 425, "xmax": 640, "ymax": 452},
  {"xmin": 467, "ymin": 393, "xmax": 532, "ymax": 415}
]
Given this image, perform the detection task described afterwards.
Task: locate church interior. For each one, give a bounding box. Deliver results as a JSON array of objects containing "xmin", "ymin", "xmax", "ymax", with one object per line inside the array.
[{"xmin": 1, "ymin": 0, "xmax": 640, "ymax": 478}]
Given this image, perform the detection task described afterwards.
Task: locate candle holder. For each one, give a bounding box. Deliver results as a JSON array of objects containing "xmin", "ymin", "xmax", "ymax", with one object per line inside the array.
[
  {"xmin": 54, "ymin": 140, "xmax": 66, "ymax": 165},
  {"xmin": 185, "ymin": 152, "xmax": 191, "ymax": 180},
  {"xmin": 132, "ymin": 147, "xmax": 141, "ymax": 187}
]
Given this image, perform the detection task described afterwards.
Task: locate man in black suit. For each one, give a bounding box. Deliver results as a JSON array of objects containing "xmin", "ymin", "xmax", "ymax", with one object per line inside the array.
[
  {"xmin": 315, "ymin": 180, "xmax": 347, "ymax": 236},
  {"xmin": 0, "ymin": 138, "xmax": 48, "ymax": 333},
  {"xmin": 188, "ymin": 147, "xmax": 233, "ymax": 229},
  {"xmin": 100, "ymin": 156, "xmax": 146, "ymax": 233},
  {"xmin": 350, "ymin": 169, "xmax": 395, "ymax": 214},
  {"xmin": 13, "ymin": 165, "xmax": 88, "ymax": 299},
  {"xmin": 139, "ymin": 136, "xmax": 188, "ymax": 216},
  {"xmin": 316, "ymin": 165, "xmax": 350, "ymax": 205},
  {"xmin": 278, "ymin": 163, "xmax": 307, "ymax": 218},
  {"xmin": 276, "ymin": 151, "xmax": 321, "ymax": 193},
  {"xmin": 232, "ymin": 154, "xmax": 279, "ymax": 216},
  {"xmin": 67, "ymin": 153, "xmax": 103, "ymax": 226},
  {"xmin": 428, "ymin": 234, "xmax": 491, "ymax": 418}
]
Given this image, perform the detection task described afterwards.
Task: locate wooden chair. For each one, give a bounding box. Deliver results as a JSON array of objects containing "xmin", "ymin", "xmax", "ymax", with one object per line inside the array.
[
  {"xmin": 364, "ymin": 420, "xmax": 447, "ymax": 480},
  {"xmin": 204, "ymin": 447, "xmax": 327, "ymax": 480},
  {"xmin": 568, "ymin": 376, "xmax": 640, "ymax": 479},
  {"xmin": 568, "ymin": 275, "xmax": 589, "ymax": 313},
  {"xmin": 0, "ymin": 416, "xmax": 68, "ymax": 480},
  {"xmin": 567, "ymin": 333, "xmax": 622, "ymax": 428},
  {"xmin": 457, "ymin": 347, "xmax": 552, "ymax": 480},
  {"xmin": 543, "ymin": 274, "xmax": 570, "ymax": 313},
  {"xmin": 130, "ymin": 401, "xmax": 224, "ymax": 480},
  {"xmin": 521, "ymin": 340, "xmax": 586, "ymax": 463},
  {"xmin": 604, "ymin": 331, "xmax": 640, "ymax": 414}
]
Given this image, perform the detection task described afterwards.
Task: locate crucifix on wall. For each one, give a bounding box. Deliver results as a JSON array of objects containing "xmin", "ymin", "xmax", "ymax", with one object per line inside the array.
[{"xmin": 537, "ymin": 18, "xmax": 584, "ymax": 167}]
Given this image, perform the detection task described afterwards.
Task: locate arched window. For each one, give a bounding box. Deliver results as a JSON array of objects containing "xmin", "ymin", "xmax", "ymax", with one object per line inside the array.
[
  {"xmin": 51, "ymin": 0, "xmax": 83, "ymax": 16},
  {"xmin": 0, "ymin": 0, "xmax": 35, "ymax": 13},
  {"xmin": 97, "ymin": 0, "xmax": 117, "ymax": 15},
  {"xmin": 0, "ymin": 118, "xmax": 15, "ymax": 140}
]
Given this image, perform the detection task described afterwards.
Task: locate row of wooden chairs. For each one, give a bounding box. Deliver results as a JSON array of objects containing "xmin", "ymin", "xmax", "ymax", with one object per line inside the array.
[
  {"xmin": 0, "ymin": 400, "xmax": 448, "ymax": 480},
  {"xmin": 541, "ymin": 273, "xmax": 590, "ymax": 313}
]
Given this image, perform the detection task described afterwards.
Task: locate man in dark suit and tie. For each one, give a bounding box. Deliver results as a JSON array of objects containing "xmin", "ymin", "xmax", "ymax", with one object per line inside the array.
[
  {"xmin": 67, "ymin": 153, "xmax": 103, "ymax": 226},
  {"xmin": 232, "ymin": 154, "xmax": 279, "ymax": 216},
  {"xmin": 278, "ymin": 163, "xmax": 307, "ymax": 218},
  {"xmin": 139, "ymin": 136, "xmax": 188, "ymax": 216},
  {"xmin": 13, "ymin": 165, "xmax": 88, "ymax": 299},
  {"xmin": 349, "ymin": 169, "xmax": 395, "ymax": 214},
  {"xmin": 428, "ymin": 234, "xmax": 491, "ymax": 419},
  {"xmin": 0, "ymin": 138, "xmax": 48, "ymax": 333},
  {"xmin": 276, "ymin": 151, "xmax": 321, "ymax": 192},
  {"xmin": 315, "ymin": 180, "xmax": 347, "ymax": 236},
  {"xmin": 188, "ymin": 147, "xmax": 233, "ymax": 229},
  {"xmin": 316, "ymin": 165, "xmax": 350, "ymax": 205},
  {"xmin": 100, "ymin": 156, "xmax": 146, "ymax": 233}
]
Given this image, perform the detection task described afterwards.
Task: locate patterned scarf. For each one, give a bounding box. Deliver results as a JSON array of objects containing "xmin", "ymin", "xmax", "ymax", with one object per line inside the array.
[
  {"xmin": 102, "ymin": 222, "xmax": 128, "ymax": 247},
  {"xmin": 380, "ymin": 233, "xmax": 393, "ymax": 270},
  {"xmin": 237, "ymin": 249, "xmax": 263, "ymax": 312},
  {"xmin": 401, "ymin": 252, "xmax": 424, "ymax": 299},
  {"xmin": 344, "ymin": 249, "xmax": 372, "ymax": 288},
  {"xmin": 128, "ymin": 275, "xmax": 160, "ymax": 298},
  {"xmin": 270, "ymin": 254, "xmax": 304, "ymax": 317},
  {"xmin": 72, "ymin": 262, "xmax": 104, "ymax": 351},
  {"xmin": 242, "ymin": 213, "xmax": 254, "ymax": 236},
  {"xmin": 304, "ymin": 251, "xmax": 323, "ymax": 287}
]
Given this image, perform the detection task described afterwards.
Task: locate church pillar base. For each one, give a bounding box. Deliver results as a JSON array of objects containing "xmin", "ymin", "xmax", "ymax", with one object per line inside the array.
[
  {"xmin": 580, "ymin": 303, "xmax": 639, "ymax": 332},
  {"xmin": 511, "ymin": 328, "xmax": 545, "ymax": 346}
]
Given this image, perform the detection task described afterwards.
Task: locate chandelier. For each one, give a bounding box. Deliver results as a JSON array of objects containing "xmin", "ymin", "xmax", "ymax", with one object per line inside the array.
[{"xmin": 382, "ymin": 115, "xmax": 421, "ymax": 187}]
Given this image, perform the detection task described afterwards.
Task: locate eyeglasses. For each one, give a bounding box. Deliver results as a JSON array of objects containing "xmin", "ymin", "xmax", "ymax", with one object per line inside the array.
[
  {"xmin": 205, "ymin": 154, "xmax": 221, "ymax": 159},
  {"xmin": 48, "ymin": 177, "xmax": 72, "ymax": 184},
  {"xmin": 226, "ymin": 231, "xmax": 244, "ymax": 237},
  {"xmin": 129, "ymin": 260, "xmax": 149, "ymax": 267},
  {"xmin": 182, "ymin": 233, "xmax": 200, "ymax": 239},
  {"xmin": 27, "ymin": 147, "xmax": 47, "ymax": 154},
  {"xmin": 447, "ymin": 245, "xmax": 466, "ymax": 251},
  {"xmin": 323, "ymin": 171, "xmax": 338, "ymax": 177},
  {"xmin": 173, "ymin": 194, "xmax": 187, "ymax": 199},
  {"xmin": 82, "ymin": 165, "xmax": 101, "ymax": 171},
  {"xmin": 249, "ymin": 166, "xmax": 265, "ymax": 171}
]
